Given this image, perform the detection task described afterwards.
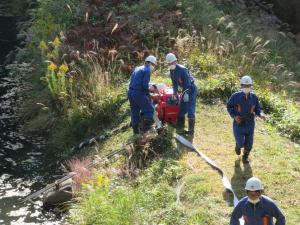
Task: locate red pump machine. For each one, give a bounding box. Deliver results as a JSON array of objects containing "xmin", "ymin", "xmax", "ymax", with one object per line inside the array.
[{"xmin": 150, "ymin": 83, "xmax": 180, "ymax": 124}]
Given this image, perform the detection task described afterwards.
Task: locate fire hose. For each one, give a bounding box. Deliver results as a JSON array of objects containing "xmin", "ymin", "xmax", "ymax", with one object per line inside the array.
[
  {"xmin": 24, "ymin": 98, "xmax": 245, "ymax": 222},
  {"xmin": 175, "ymin": 134, "xmax": 239, "ymax": 206},
  {"xmin": 175, "ymin": 134, "xmax": 245, "ymax": 224}
]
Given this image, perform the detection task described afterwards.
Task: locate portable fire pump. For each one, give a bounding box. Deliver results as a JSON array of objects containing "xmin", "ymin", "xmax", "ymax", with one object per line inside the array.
[{"xmin": 149, "ymin": 83, "xmax": 180, "ymax": 124}]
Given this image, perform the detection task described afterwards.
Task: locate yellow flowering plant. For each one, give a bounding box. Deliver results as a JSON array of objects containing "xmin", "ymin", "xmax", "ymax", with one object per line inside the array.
[
  {"xmin": 39, "ymin": 40, "xmax": 48, "ymax": 50},
  {"xmin": 53, "ymin": 36, "xmax": 62, "ymax": 48}
]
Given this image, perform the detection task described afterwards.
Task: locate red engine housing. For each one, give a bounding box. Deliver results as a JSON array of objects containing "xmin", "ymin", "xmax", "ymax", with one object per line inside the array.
[{"xmin": 150, "ymin": 83, "xmax": 179, "ymax": 124}]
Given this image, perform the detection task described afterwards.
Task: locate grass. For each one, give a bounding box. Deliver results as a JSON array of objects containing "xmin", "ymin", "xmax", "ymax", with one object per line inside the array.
[
  {"xmin": 17, "ymin": 0, "xmax": 300, "ymax": 153},
  {"xmin": 190, "ymin": 103, "xmax": 300, "ymax": 224},
  {"xmin": 14, "ymin": 0, "xmax": 300, "ymax": 222},
  {"xmin": 68, "ymin": 102, "xmax": 300, "ymax": 225}
]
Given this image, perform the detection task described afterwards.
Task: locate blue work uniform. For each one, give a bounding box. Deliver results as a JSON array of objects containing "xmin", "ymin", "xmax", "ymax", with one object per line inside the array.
[
  {"xmin": 230, "ymin": 195, "xmax": 286, "ymax": 225},
  {"xmin": 128, "ymin": 65, "xmax": 154, "ymax": 126},
  {"xmin": 170, "ymin": 64, "xmax": 198, "ymax": 119},
  {"xmin": 227, "ymin": 91, "xmax": 262, "ymax": 150}
]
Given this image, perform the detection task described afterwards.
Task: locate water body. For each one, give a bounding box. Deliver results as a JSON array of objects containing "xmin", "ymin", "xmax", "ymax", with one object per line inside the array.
[{"xmin": 0, "ymin": 1, "xmax": 61, "ymax": 224}]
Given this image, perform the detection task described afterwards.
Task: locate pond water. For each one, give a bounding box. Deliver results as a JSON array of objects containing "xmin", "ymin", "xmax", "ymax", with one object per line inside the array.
[{"xmin": 0, "ymin": 1, "xmax": 62, "ymax": 224}]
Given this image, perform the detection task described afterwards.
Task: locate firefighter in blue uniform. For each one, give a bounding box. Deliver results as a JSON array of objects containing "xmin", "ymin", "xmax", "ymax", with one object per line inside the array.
[
  {"xmin": 165, "ymin": 53, "xmax": 198, "ymax": 135},
  {"xmin": 230, "ymin": 177, "xmax": 285, "ymax": 225},
  {"xmin": 227, "ymin": 75, "xmax": 265, "ymax": 163},
  {"xmin": 128, "ymin": 55, "xmax": 157, "ymax": 134}
]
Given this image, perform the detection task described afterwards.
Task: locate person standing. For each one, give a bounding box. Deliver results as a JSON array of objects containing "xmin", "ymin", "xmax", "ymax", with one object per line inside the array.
[
  {"xmin": 227, "ymin": 75, "xmax": 265, "ymax": 163},
  {"xmin": 230, "ymin": 177, "xmax": 285, "ymax": 225},
  {"xmin": 128, "ymin": 55, "xmax": 157, "ymax": 135},
  {"xmin": 165, "ymin": 53, "xmax": 198, "ymax": 135}
]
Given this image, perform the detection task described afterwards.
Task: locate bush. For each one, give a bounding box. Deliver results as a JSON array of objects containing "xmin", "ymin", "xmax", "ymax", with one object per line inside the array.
[
  {"xmin": 181, "ymin": 0, "xmax": 223, "ymax": 29},
  {"xmin": 69, "ymin": 159, "xmax": 215, "ymax": 225},
  {"xmin": 126, "ymin": 0, "xmax": 177, "ymax": 17},
  {"xmin": 258, "ymin": 90, "xmax": 300, "ymax": 142},
  {"xmin": 177, "ymin": 16, "xmax": 300, "ymax": 143},
  {"xmin": 30, "ymin": 0, "xmax": 83, "ymax": 42},
  {"xmin": 69, "ymin": 161, "xmax": 185, "ymax": 224}
]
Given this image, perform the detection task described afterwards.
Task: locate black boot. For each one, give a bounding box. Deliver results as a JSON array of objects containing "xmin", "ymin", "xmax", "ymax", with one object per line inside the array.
[
  {"xmin": 188, "ymin": 118, "xmax": 195, "ymax": 135},
  {"xmin": 242, "ymin": 149, "xmax": 250, "ymax": 164},
  {"xmin": 132, "ymin": 124, "xmax": 139, "ymax": 135},
  {"xmin": 235, "ymin": 146, "xmax": 241, "ymax": 155},
  {"xmin": 177, "ymin": 116, "xmax": 185, "ymax": 134},
  {"xmin": 143, "ymin": 119, "xmax": 154, "ymax": 133}
]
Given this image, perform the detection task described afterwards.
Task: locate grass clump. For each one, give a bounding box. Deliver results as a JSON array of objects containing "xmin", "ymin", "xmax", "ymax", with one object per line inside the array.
[
  {"xmin": 69, "ymin": 156, "xmax": 217, "ymax": 225},
  {"xmin": 68, "ymin": 131, "xmax": 185, "ymax": 225},
  {"xmin": 165, "ymin": 0, "xmax": 300, "ymax": 142}
]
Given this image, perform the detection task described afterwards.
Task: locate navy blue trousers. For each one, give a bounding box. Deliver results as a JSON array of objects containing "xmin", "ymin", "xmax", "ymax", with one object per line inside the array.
[
  {"xmin": 128, "ymin": 90, "xmax": 154, "ymax": 126},
  {"xmin": 178, "ymin": 85, "xmax": 198, "ymax": 119},
  {"xmin": 233, "ymin": 122, "xmax": 255, "ymax": 150}
]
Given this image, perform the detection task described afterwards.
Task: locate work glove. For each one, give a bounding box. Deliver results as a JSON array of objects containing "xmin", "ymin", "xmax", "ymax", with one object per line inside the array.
[
  {"xmin": 172, "ymin": 94, "xmax": 178, "ymax": 101},
  {"xmin": 259, "ymin": 112, "xmax": 266, "ymax": 121},
  {"xmin": 234, "ymin": 116, "xmax": 242, "ymax": 124},
  {"xmin": 183, "ymin": 92, "xmax": 189, "ymax": 103}
]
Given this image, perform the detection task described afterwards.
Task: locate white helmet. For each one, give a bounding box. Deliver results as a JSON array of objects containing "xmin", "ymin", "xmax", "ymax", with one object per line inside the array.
[
  {"xmin": 165, "ymin": 53, "xmax": 177, "ymax": 63},
  {"xmin": 245, "ymin": 177, "xmax": 263, "ymax": 191},
  {"xmin": 240, "ymin": 75, "xmax": 253, "ymax": 85},
  {"xmin": 145, "ymin": 55, "xmax": 157, "ymax": 65}
]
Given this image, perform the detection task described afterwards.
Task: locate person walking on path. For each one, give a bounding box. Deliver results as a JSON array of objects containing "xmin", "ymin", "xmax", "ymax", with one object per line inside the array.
[
  {"xmin": 227, "ymin": 75, "xmax": 265, "ymax": 163},
  {"xmin": 230, "ymin": 177, "xmax": 285, "ymax": 225}
]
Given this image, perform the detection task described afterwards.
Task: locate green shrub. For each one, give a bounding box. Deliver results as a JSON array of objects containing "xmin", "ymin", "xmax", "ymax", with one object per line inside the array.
[
  {"xmin": 69, "ymin": 161, "xmax": 185, "ymax": 225},
  {"xmin": 258, "ymin": 90, "xmax": 300, "ymax": 142},
  {"xmin": 139, "ymin": 159, "xmax": 183, "ymax": 185},
  {"xmin": 181, "ymin": 0, "xmax": 223, "ymax": 29},
  {"xmin": 31, "ymin": 0, "xmax": 83, "ymax": 41},
  {"xmin": 69, "ymin": 158, "xmax": 217, "ymax": 225},
  {"xmin": 179, "ymin": 14, "xmax": 300, "ymax": 143},
  {"xmin": 126, "ymin": 0, "xmax": 177, "ymax": 17}
]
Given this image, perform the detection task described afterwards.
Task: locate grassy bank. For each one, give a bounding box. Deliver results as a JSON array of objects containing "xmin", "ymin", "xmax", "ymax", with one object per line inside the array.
[
  {"xmin": 15, "ymin": 0, "xmax": 300, "ymax": 223},
  {"xmin": 68, "ymin": 103, "xmax": 300, "ymax": 224},
  {"xmin": 17, "ymin": 0, "xmax": 300, "ymax": 154}
]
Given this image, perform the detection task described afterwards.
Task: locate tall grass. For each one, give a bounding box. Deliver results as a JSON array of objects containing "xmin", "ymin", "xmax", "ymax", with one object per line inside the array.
[
  {"xmin": 21, "ymin": 0, "xmax": 300, "ymax": 148},
  {"xmin": 174, "ymin": 30, "xmax": 300, "ymax": 142},
  {"xmin": 69, "ymin": 158, "xmax": 213, "ymax": 225}
]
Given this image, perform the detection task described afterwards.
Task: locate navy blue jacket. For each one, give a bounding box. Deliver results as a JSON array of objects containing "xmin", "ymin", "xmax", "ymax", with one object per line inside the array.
[
  {"xmin": 129, "ymin": 65, "xmax": 151, "ymax": 95},
  {"xmin": 227, "ymin": 91, "xmax": 262, "ymax": 123},
  {"xmin": 170, "ymin": 64, "xmax": 195, "ymax": 94},
  {"xmin": 230, "ymin": 195, "xmax": 285, "ymax": 225}
]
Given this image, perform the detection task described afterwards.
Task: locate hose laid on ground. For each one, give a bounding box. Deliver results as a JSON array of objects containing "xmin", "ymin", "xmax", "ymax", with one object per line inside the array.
[
  {"xmin": 175, "ymin": 134, "xmax": 239, "ymax": 206},
  {"xmin": 55, "ymin": 123, "xmax": 130, "ymax": 165},
  {"xmin": 26, "ymin": 118, "xmax": 243, "ymax": 222},
  {"xmin": 175, "ymin": 134, "xmax": 245, "ymax": 224},
  {"xmin": 69, "ymin": 123, "xmax": 130, "ymax": 152}
]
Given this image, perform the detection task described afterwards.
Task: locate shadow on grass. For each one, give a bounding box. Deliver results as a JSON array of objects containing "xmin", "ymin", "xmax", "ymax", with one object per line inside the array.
[{"xmin": 223, "ymin": 158, "xmax": 253, "ymax": 206}]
